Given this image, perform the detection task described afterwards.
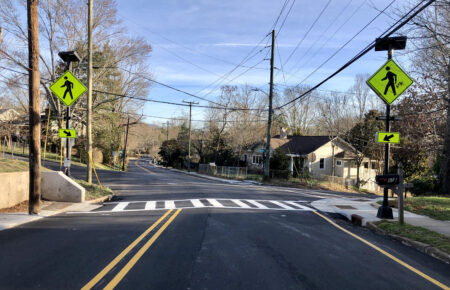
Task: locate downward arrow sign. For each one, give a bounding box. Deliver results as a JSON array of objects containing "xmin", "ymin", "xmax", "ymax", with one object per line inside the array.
[
  {"xmin": 63, "ymin": 130, "xmax": 72, "ymax": 137},
  {"xmin": 383, "ymin": 134, "xmax": 394, "ymax": 141}
]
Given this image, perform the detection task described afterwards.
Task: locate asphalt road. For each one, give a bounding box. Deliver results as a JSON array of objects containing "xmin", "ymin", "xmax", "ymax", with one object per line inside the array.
[{"xmin": 0, "ymin": 159, "xmax": 449, "ymax": 289}]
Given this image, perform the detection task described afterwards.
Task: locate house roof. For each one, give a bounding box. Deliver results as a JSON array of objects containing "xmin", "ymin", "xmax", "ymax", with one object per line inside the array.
[
  {"xmin": 279, "ymin": 136, "xmax": 332, "ymax": 155},
  {"xmin": 335, "ymin": 151, "xmax": 359, "ymax": 159}
]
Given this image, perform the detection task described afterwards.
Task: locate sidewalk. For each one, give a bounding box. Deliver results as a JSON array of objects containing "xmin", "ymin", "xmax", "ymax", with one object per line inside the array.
[
  {"xmin": 0, "ymin": 201, "xmax": 102, "ymax": 231},
  {"xmin": 311, "ymin": 197, "xmax": 450, "ymax": 237}
]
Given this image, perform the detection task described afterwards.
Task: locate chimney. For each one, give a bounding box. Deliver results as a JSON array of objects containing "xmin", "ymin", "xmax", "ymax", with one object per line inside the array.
[{"xmin": 280, "ymin": 127, "xmax": 288, "ymax": 139}]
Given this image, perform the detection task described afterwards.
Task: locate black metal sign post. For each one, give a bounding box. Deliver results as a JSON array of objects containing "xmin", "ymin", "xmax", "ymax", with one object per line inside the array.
[
  {"xmin": 378, "ymin": 47, "xmax": 394, "ymax": 219},
  {"xmin": 373, "ymin": 37, "xmax": 407, "ymax": 219},
  {"xmin": 58, "ymin": 51, "xmax": 81, "ymax": 177}
]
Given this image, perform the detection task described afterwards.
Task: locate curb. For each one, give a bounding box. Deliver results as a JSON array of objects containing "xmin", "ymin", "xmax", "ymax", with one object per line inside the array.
[
  {"xmin": 86, "ymin": 194, "xmax": 114, "ymax": 204},
  {"xmin": 161, "ymin": 167, "xmax": 261, "ymax": 185},
  {"xmin": 366, "ymin": 222, "xmax": 450, "ymax": 264}
]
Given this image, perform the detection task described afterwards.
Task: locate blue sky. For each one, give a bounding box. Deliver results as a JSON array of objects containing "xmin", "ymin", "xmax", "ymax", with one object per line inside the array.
[{"xmin": 114, "ymin": 0, "xmax": 408, "ymax": 125}]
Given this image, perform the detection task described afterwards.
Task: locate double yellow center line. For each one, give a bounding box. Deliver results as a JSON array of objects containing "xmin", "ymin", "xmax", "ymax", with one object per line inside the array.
[
  {"xmin": 135, "ymin": 159, "xmax": 153, "ymax": 174},
  {"xmin": 81, "ymin": 209, "xmax": 182, "ymax": 290}
]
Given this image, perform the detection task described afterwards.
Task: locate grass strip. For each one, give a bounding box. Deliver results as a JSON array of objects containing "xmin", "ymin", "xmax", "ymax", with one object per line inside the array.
[
  {"xmin": 0, "ymin": 158, "xmax": 29, "ymax": 172},
  {"xmin": 75, "ymin": 179, "xmax": 113, "ymax": 200},
  {"xmin": 375, "ymin": 220, "xmax": 450, "ymax": 254},
  {"xmin": 379, "ymin": 196, "xmax": 450, "ymax": 221}
]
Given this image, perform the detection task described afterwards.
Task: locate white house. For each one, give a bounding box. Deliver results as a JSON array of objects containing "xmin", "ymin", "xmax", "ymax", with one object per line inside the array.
[{"xmin": 242, "ymin": 129, "xmax": 381, "ymax": 192}]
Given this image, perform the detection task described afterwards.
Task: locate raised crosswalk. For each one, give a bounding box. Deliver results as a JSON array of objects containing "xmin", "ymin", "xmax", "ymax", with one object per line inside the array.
[{"xmin": 87, "ymin": 198, "xmax": 313, "ymax": 213}]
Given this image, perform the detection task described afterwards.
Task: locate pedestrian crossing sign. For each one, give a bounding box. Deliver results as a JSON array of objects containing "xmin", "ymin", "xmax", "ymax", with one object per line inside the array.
[
  {"xmin": 50, "ymin": 71, "xmax": 86, "ymax": 107},
  {"xmin": 366, "ymin": 59, "xmax": 413, "ymax": 105}
]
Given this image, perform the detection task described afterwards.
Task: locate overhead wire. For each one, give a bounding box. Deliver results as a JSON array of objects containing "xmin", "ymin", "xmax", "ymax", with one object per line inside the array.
[
  {"xmin": 275, "ymin": 0, "xmax": 436, "ymax": 110},
  {"xmin": 285, "ymin": 0, "xmax": 367, "ymax": 82},
  {"xmin": 194, "ymin": 0, "xmax": 296, "ymax": 98},
  {"xmin": 93, "ymin": 89, "xmax": 268, "ymax": 111},
  {"xmin": 282, "ymin": 0, "xmax": 332, "ymax": 70},
  {"xmin": 280, "ymin": 0, "xmax": 355, "ymax": 81},
  {"xmin": 293, "ymin": 0, "xmax": 396, "ymax": 88}
]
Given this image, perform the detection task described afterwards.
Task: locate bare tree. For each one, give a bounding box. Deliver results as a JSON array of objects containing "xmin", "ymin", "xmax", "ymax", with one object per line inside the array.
[
  {"xmin": 318, "ymin": 92, "xmax": 357, "ymax": 176},
  {"xmin": 280, "ymin": 86, "xmax": 317, "ymax": 136},
  {"xmin": 392, "ymin": 1, "xmax": 449, "ymax": 191}
]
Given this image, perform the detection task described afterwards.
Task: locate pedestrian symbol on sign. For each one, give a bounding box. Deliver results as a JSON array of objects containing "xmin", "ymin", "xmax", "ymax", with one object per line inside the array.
[
  {"xmin": 382, "ymin": 66, "xmax": 397, "ymax": 96},
  {"xmin": 50, "ymin": 71, "xmax": 86, "ymax": 107},
  {"xmin": 61, "ymin": 76, "xmax": 74, "ymax": 100},
  {"xmin": 366, "ymin": 59, "xmax": 413, "ymax": 105}
]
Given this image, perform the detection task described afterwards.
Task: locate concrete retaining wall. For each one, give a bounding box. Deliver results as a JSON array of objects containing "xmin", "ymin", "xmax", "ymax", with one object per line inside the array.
[
  {"xmin": 0, "ymin": 171, "xmax": 29, "ymax": 209},
  {"xmin": 41, "ymin": 171, "xmax": 85, "ymax": 202},
  {"xmin": 0, "ymin": 171, "xmax": 85, "ymax": 209}
]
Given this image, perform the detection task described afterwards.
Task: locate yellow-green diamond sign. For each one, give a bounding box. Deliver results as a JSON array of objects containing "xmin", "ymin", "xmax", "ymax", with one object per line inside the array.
[
  {"xmin": 58, "ymin": 128, "xmax": 77, "ymax": 138},
  {"xmin": 50, "ymin": 71, "xmax": 86, "ymax": 107},
  {"xmin": 366, "ymin": 59, "xmax": 413, "ymax": 105}
]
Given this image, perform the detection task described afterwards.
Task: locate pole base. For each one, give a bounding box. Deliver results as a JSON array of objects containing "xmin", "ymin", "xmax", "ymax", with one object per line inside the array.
[{"xmin": 377, "ymin": 205, "xmax": 393, "ymax": 219}]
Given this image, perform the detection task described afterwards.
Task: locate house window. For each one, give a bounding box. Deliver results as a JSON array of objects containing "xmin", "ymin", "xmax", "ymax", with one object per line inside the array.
[
  {"xmin": 319, "ymin": 158, "xmax": 325, "ymax": 169},
  {"xmin": 364, "ymin": 162, "xmax": 369, "ymax": 169},
  {"xmin": 252, "ymin": 155, "xmax": 262, "ymax": 164},
  {"xmin": 371, "ymin": 162, "xmax": 376, "ymax": 169},
  {"xmin": 243, "ymin": 154, "xmax": 247, "ymax": 162},
  {"xmin": 336, "ymin": 160, "xmax": 342, "ymax": 166}
]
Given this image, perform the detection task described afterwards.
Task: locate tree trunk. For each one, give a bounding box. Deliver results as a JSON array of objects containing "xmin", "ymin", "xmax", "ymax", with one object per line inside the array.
[
  {"xmin": 356, "ymin": 161, "xmax": 361, "ymax": 189},
  {"xmin": 441, "ymin": 62, "xmax": 450, "ymax": 194}
]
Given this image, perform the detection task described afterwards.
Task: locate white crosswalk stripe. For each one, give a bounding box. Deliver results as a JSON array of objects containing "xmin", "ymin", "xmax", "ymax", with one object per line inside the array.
[
  {"xmin": 73, "ymin": 198, "xmax": 313, "ymax": 214},
  {"xmin": 269, "ymin": 200, "xmax": 295, "ymax": 210},
  {"xmin": 231, "ymin": 199, "xmax": 251, "ymax": 208},
  {"xmin": 191, "ymin": 199, "xmax": 203, "ymax": 208},
  {"xmin": 145, "ymin": 201, "xmax": 156, "ymax": 210},
  {"xmin": 246, "ymin": 200, "xmax": 268, "ymax": 209},
  {"xmin": 284, "ymin": 201, "xmax": 312, "ymax": 211},
  {"xmin": 207, "ymin": 199, "xmax": 224, "ymax": 207},
  {"xmin": 111, "ymin": 202, "xmax": 129, "ymax": 212},
  {"xmin": 165, "ymin": 200, "xmax": 176, "ymax": 209}
]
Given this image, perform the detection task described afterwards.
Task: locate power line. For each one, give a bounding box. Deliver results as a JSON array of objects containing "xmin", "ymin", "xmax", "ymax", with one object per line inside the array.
[
  {"xmin": 293, "ymin": 0, "xmax": 396, "ymax": 88},
  {"xmin": 195, "ymin": 38, "xmax": 271, "ymax": 98},
  {"xmin": 193, "ymin": 0, "xmax": 300, "ymax": 99},
  {"xmin": 281, "ymin": 0, "xmax": 355, "ymax": 81},
  {"xmin": 117, "ymin": 13, "xmax": 268, "ymax": 71},
  {"xmin": 275, "ymin": 0, "xmax": 437, "ymax": 110},
  {"xmin": 287, "ymin": 0, "xmax": 367, "ymax": 80},
  {"xmin": 271, "ymin": 0, "xmax": 290, "ymax": 31},
  {"xmin": 93, "ymin": 89, "xmax": 268, "ymax": 111},
  {"xmin": 276, "ymin": 0, "xmax": 296, "ymax": 36},
  {"xmin": 282, "ymin": 0, "xmax": 332, "ymax": 69}
]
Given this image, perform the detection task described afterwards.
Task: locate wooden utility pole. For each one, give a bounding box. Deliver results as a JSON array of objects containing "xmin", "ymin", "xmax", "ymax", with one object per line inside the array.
[
  {"xmin": 27, "ymin": 0, "xmax": 41, "ymax": 214},
  {"xmin": 122, "ymin": 116, "xmax": 130, "ymax": 171},
  {"xmin": 86, "ymin": 0, "xmax": 93, "ymax": 183},
  {"xmin": 183, "ymin": 100, "xmax": 199, "ymax": 171},
  {"xmin": 264, "ymin": 29, "xmax": 275, "ymax": 179},
  {"xmin": 166, "ymin": 121, "xmax": 169, "ymax": 141}
]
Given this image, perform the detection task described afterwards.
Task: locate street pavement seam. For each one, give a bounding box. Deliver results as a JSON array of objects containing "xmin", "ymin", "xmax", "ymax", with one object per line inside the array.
[{"xmin": 313, "ymin": 211, "xmax": 450, "ymax": 290}]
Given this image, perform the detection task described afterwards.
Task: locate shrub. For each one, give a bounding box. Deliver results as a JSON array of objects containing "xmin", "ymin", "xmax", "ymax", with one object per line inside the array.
[{"xmin": 410, "ymin": 175, "xmax": 439, "ymax": 196}]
